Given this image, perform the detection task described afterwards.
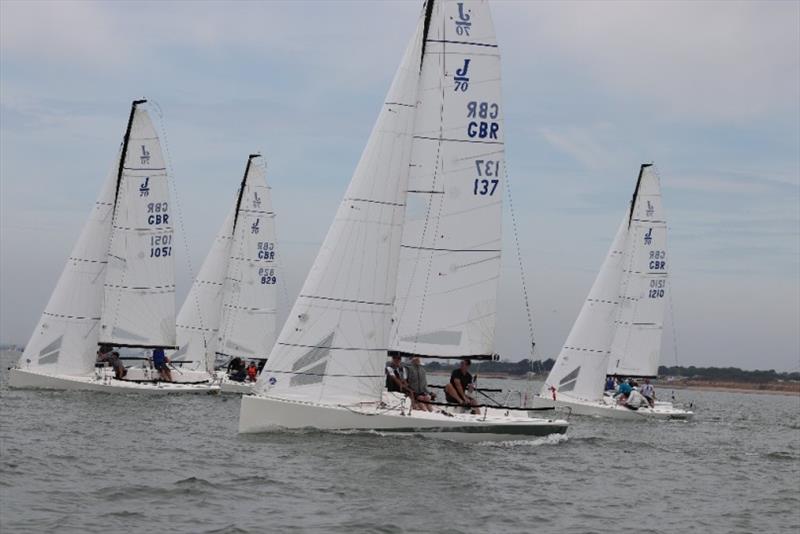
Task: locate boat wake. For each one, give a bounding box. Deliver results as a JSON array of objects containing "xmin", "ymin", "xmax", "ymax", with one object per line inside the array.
[{"xmin": 477, "ymin": 433, "xmax": 570, "ymax": 448}]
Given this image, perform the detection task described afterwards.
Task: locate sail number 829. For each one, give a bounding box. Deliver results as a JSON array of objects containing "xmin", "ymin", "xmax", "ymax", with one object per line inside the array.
[{"xmin": 474, "ymin": 159, "xmax": 500, "ymax": 196}]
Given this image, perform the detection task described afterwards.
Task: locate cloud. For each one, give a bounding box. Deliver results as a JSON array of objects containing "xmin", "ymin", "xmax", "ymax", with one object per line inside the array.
[{"xmin": 496, "ymin": 0, "xmax": 800, "ymax": 122}]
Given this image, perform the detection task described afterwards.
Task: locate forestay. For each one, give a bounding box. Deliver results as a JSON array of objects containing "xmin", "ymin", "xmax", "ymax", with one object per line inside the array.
[
  {"xmin": 99, "ymin": 102, "xmax": 177, "ymax": 349},
  {"xmin": 257, "ymin": 7, "xmax": 426, "ymax": 406},
  {"xmin": 217, "ymin": 156, "xmax": 278, "ymax": 364},
  {"xmin": 542, "ymin": 216, "xmax": 628, "ymax": 402},
  {"xmin": 391, "ymin": 0, "xmax": 504, "ymax": 359},
  {"xmin": 172, "ymin": 207, "xmax": 235, "ymax": 372},
  {"xmin": 19, "ymin": 159, "xmax": 118, "ymax": 376},
  {"xmin": 608, "ymin": 164, "xmax": 668, "ymax": 378}
]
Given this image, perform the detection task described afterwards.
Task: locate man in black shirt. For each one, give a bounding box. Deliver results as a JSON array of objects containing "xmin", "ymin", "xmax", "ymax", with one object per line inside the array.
[{"xmin": 444, "ymin": 359, "xmax": 479, "ymax": 414}]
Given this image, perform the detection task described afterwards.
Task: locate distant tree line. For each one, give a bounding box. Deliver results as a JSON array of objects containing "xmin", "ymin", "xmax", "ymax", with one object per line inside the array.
[
  {"xmin": 424, "ymin": 359, "xmax": 799, "ymax": 382},
  {"xmin": 425, "ymin": 358, "xmax": 555, "ymax": 376},
  {"xmin": 658, "ymin": 365, "xmax": 800, "ymax": 383}
]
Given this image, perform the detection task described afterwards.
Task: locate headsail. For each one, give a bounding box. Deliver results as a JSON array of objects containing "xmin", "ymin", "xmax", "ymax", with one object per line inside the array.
[
  {"xmin": 608, "ymin": 164, "xmax": 668, "ymax": 378},
  {"xmin": 257, "ymin": 6, "xmax": 426, "ymax": 405},
  {"xmin": 99, "ymin": 100, "xmax": 177, "ymax": 349},
  {"xmin": 391, "ymin": 0, "xmax": 504, "ymax": 359},
  {"xmin": 173, "ymin": 207, "xmax": 235, "ymax": 372},
  {"xmin": 216, "ymin": 155, "xmax": 279, "ymax": 365},
  {"xmin": 19, "ymin": 158, "xmax": 118, "ymax": 375},
  {"xmin": 542, "ymin": 216, "xmax": 628, "ymax": 402}
]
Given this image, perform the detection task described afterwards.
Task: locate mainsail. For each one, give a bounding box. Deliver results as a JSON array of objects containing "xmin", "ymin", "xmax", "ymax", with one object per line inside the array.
[
  {"xmin": 607, "ymin": 164, "xmax": 668, "ymax": 378},
  {"xmin": 216, "ymin": 156, "xmax": 278, "ymax": 364},
  {"xmin": 19, "ymin": 159, "xmax": 118, "ymax": 375},
  {"xmin": 257, "ymin": 4, "xmax": 427, "ymax": 405},
  {"xmin": 391, "ymin": 0, "xmax": 504, "ymax": 359},
  {"xmin": 99, "ymin": 100, "xmax": 177, "ymax": 349}
]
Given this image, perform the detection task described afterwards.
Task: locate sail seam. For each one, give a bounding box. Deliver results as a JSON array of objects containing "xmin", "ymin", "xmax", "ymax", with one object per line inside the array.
[
  {"xmin": 42, "ymin": 312, "xmax": 101, "ymax": 320},
  {"xmin": 345, "ymin": 197, "xmax": 405, "ymax": 207},
  {"xmin": 298, "ymin": 294, "xmax": 393, "ymax": 306},
  {"xmin": 426, "ymin": 38, "xmax": 498, "ymax": 48},
  {"xmin": 413, "ymin": 135, "xmax": 502, "ymax": 145},
  {"xmin": 400, "ymin": 245, "xmax": 500, "ymax": 252},
  {"xmin": 278, "ymin": 342, "xmax": 386, "ymax": 351}
]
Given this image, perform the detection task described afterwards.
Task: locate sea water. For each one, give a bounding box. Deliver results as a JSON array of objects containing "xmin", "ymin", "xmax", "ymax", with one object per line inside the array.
[{"xmin": 1, "ymin": 351, "xmax": 798, "ymax": 533}]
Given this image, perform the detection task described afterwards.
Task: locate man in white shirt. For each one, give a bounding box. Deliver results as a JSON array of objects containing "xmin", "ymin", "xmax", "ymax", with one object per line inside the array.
[{"xmin": 640, "ymin": 378, "xmax": 656, "ymax": 408}]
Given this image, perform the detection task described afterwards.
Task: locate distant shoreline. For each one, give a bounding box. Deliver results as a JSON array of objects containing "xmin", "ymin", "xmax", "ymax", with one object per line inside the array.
[{"xmin": 656, "ymin": 380, "xmax": 800, "ymax": 396}]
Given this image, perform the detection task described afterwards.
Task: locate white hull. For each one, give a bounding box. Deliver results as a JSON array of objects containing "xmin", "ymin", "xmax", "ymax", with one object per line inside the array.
[
  {"xmin": 7, "ymin": 368, "xmax": 219, "ymax": 394},
  {"xmin": 530, "ymin": 394, "xmax": 693, "ymax": 421},
  {"xmin": 239, "ymin": 394, "xmax": 568, "ymax": 442},
  {"xmin": 124, "ymin": 366, "xmax": 213, "ymax": 384},
  {"xmin": 219, "ymin": 380, "xmax": 255, "ymax": 394}
]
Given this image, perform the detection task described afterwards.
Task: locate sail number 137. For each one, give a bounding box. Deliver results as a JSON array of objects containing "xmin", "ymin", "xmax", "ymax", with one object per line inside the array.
[{"xmin": 474, "ymin": 159, "xmax": 500, "ymax": 196}]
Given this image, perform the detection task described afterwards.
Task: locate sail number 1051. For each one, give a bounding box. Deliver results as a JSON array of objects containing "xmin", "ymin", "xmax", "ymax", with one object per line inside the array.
[
  {"xmin": 474, "ymin": 159, "xmax": 500, "ymax": 196},
  {"xmin": 149, "ymin": 234, "xmax": 172, "ymax": 258}
]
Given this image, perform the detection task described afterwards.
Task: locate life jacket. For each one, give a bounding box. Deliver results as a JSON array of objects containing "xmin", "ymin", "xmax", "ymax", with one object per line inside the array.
[{"xmin": 247, "ymin": 366, "xmax": 257, "ymax": 380}]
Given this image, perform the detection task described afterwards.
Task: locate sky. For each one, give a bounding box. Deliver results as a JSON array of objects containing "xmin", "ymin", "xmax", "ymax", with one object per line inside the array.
[{"xmin": 1, "ymin": 0, "xmax": 798, "ymax": 371}]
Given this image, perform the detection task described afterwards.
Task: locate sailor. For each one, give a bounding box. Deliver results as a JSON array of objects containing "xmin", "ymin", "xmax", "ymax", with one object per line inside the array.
[
  {"xmin": 152, "ymin": 348, "xmax": 172, "ymax": 382},
  {"xmin": 97, "ymin": 345, "xmax": 126, "ymax": 379},
  {"xmin": 406, "ymin": 356, "xmax": 435, "ymax": 411},
  {"xmin": 246, "ymin": 361, "xmax": 258, "ymax": 382},
  {"xmin": 445, "ymin": 358, "xmax": 479, "ymax": 414},
  {"xmin": 615, "ymin": 379, "xmax": 632, "ymax": 404},
  {"xmin": 640, "ymin": 378, "xmax": 656, "ymax": 407},
  {"xmin": 625, "ymin": 386, "xmax": 646, "ymax": 409},
  {"xmin": 227, "ymin": 357, "xmax": 247, "ymax": 382},
  {"xmin": 385, "ymin": 354, "xmax": 410, "ymax": 394},
  {"xmin": 604, "ymin": 375, "xmax": 616, "ymax": 391}
]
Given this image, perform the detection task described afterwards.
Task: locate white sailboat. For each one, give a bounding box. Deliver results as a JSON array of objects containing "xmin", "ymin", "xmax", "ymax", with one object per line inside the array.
[
  {"xmin": 239, "ymin": 0, "xmax": 568, "ymax": 441},
  {"xmin": 170, "ymin": 154, "xmax": 279, "ymax": 393},
  {"xmin": 533, "ymin": 164, "xmax": 692, "ymax": 420},
  {"xmin": 9, "ymin": 100, "xmax": 213, "ymax": 393}
]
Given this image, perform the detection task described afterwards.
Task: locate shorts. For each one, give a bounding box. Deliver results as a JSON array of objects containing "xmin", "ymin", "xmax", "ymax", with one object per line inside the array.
[{"xmin": 155, "ymin": 363, "xmax": 169, "ymax": 371}]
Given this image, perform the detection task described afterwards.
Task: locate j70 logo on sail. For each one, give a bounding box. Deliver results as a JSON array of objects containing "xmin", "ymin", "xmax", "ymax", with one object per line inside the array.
[
  {"xmin": 644, "ymin": 228, "xmax": 653, "ymax": 245},
  {"xmin": 251, "ymin": 218, "xmax": 260, "ymax": 234},
  {"xmin": 646, "ymin": 200, "xmax": 655, "ymax": 217},
  {"xmin": 139, "ymin": 177, "xmax": 150, "ymax": 197},
  {"xmin": 454, "ymin": 59, "xmax": 471, "ymax": 92},
  {"xmin": 452, "ymin": 3, "xmax": 472, "ymax": 36},
  {"xmin": 253, "ymin": 192, "xmax": 262, "ymax": 209},
  {"xmin": 140, "ymin": 145, "xmax": 150, "ymax": 165}
]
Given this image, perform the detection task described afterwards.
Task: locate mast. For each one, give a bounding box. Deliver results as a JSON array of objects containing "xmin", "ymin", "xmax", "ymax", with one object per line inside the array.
[
  {"xmin": 232, "ymin": 154, "xmax": 260, "ymax": 232},
  {"xmin": 113, "ymin": 99, "xmax": 147, "ymax": 210},
  {"xmin": 628, "ymin": 162, "xmax": 652, "ymax": 228}
]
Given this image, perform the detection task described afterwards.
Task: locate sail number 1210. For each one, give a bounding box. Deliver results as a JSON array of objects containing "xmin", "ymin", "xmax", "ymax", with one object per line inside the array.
[{"xmin": 474, "ymin": 159, "xmax": 500, "ymax": 196}]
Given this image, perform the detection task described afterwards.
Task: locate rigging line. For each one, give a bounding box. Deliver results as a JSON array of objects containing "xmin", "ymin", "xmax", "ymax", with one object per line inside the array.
[
  {"xmin": 150, "ymin": 100, "xmax": 205, "ymax": 351},
  {"xmin": 503, "ymin": 160, "xmax": 536, "ymax": 361}
]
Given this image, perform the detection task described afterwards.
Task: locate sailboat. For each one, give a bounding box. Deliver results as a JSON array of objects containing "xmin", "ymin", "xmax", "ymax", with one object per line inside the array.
[
  {"xmin": 9, "ymin": 100, "xmax": 213, "ymax": 393},
  {"xmin": 169, "ymin": 154, "xmax": 279, "ymax": 393},
  {"xmin": 533, "ymin": 164, "xmax": 693, "ymax": 420},
  {"xmin": 239, "ymin": 0, "xmax": 568, "ymax": 441}
]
